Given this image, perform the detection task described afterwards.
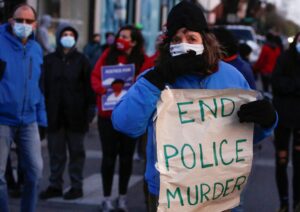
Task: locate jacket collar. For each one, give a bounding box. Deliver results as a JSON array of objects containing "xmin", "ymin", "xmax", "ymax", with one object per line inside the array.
[
  {"xmin": 55, "ymin": 46, "xmax": 77, "ymax": 59},
  {"xmin": 223, "ymin": 54, "xmax": 238, "ymax": 62}
]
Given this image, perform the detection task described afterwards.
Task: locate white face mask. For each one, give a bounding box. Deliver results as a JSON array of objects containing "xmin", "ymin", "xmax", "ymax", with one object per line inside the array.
[
  {"xmin": 13, "ymin": 23, "xmax": 33, "ymax": 39},
  {"xmin": 60, "ymin": 36, "xmax": 76, "ymax": 48},
  {"xmin": 296, "ymin": 43, "xmax": 300, "ymax": 53},
  {"xmin": 169, "ymin": 43, "xmax": 204, "ymax": 57}
]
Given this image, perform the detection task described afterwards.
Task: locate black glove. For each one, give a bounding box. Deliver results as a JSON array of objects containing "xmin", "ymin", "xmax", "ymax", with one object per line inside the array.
[
  {"xmin": 38, "ymin": 126, "xmax": 47, "ymax": 141},
  {"xmin": 237, "ymin": 99, "xmax": 276, "ymax": 128},
  {"xmin": 144, "ymin": 52, "xmax": 206, "ymax": 90}
]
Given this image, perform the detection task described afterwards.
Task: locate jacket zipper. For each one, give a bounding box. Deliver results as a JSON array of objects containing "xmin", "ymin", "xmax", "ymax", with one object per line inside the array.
[
  {"xmin": 29, "ymin": 57, "xmax": 32, "ymax": 79},
  {"xmin": 20, "ymin": 46, "xmax": 28, "ymax": 124}
]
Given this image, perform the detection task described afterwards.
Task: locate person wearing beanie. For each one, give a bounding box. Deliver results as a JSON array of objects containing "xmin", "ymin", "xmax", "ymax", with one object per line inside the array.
[
  {"xmin": 39, "ymin": 25, "xmax": 95, "ymax": 200},
  {"xmin": 213, "ymin": 27, "xmax": 256, "ymax": 89},
  {"xmin": 112, "ymin": 1, "xmax": 277, "ymax": 211}
]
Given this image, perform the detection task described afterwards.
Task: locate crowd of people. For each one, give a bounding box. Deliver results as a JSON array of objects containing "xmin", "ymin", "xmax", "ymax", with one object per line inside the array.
[{"xmin": 0, "ymin": 2, "xmax": 300, "ymax": 212}]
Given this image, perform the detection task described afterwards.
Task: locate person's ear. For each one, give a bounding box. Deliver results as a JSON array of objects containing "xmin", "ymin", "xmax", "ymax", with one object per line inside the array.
[
  {"xmin": 32, "ymin": 21, "xmax": 37, "ymax": 30},
  {"xmin": 8, "ymin": 18, "xmax": 14, "ymax": 25}
]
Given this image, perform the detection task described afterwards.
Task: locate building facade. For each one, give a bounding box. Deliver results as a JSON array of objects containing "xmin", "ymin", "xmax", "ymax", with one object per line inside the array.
[{"xmin": 1, "ymin": 0, "xmax": 181, "ymax": 53}]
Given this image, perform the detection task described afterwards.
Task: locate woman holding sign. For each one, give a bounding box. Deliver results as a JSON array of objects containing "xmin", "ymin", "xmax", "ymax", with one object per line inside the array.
[
  {"xmin": 112, "ymin": 1, "xmax": 277, "ymax": 212},
  {"xmin": 91, "ymin": 25, "xmax": 148, "ymax": 212}
]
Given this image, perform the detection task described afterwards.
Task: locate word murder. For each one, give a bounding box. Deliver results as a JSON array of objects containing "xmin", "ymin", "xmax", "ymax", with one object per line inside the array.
[{"xmin": 165, "ymin": 175, "xmax": 247, "ymax": 208}]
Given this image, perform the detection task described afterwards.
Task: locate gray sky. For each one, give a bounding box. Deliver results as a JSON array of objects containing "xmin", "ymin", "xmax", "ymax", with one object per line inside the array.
[{"xmin": 267, "ymin": 0, "xmax": 300, "ymax": 26}]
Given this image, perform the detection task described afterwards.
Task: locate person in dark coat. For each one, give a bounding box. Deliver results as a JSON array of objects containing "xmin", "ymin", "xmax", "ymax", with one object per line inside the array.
[
  {"xmin": 272, "ymin": 32, "xmax": 300, "ymax": 212},
  {"xmin": 39, "ymin": 25, "xmax": 95, "ymax": 200},
  {"xmin": 213, "ymin": 27, "xmax": 256, "ymax": 89}
]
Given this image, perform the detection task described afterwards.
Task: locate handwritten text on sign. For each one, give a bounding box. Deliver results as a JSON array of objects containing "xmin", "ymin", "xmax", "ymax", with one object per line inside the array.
[{"xmin": 156, "ymin": 89, "xmax": 257, "ymax": 212}]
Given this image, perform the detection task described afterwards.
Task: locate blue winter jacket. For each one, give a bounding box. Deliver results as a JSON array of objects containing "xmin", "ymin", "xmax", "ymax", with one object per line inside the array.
[
  {"xmin": 112, "ymin": 61, "xmax": 275, "ymax": 195},
  {"xmin": 0, "ymin": 23, "xmax": 47, "ymax": 127}
]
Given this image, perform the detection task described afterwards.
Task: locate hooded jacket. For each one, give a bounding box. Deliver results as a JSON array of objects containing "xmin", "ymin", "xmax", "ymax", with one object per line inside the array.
[
  {"xmin": 0, "ymin": 23, "xmax": 47, "ymax": 127},
  {"xmin": 42, "ymin": 25, "xmax": 95, "ymax": 132}
]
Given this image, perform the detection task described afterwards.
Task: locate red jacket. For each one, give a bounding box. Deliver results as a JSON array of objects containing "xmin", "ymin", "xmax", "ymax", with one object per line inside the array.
[
  {"xmin": 254, "ymin": 43, "xmax": 281, "ymax": 75},
  {"xmin": 91, "ymin": 48, "xmax": 148, "ymax": 118}
]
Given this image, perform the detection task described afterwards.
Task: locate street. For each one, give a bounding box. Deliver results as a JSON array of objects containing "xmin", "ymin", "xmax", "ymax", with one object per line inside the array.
[{"xmin": 8, "ymin": 119, "xmax": 287, "ymax": 212}]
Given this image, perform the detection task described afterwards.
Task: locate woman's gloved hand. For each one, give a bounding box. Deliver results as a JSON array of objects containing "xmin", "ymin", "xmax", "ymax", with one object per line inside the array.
[
  {"xmin": 144, "ymin": 51, "xmax": 205, "ymax": 90},
  {"xmin": 237, "ymin": 99, "xmax": 276, "ymax": 128}
]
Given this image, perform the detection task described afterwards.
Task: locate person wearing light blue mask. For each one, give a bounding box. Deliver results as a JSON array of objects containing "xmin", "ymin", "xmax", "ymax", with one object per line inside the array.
[
  {"xmin": 39, "ymin": 25, "xmax": 96, "ymax": 201},
  {"xmin": 60, "ymin": 29, "xmax": 76, "ymax": 52},
  {"xmin": 272, "ymin": 32, "xmax": 300, "ymax": 212},
  {"xmin": 9, "ymin": 4, "xmax": 37, "ymax": 44},
  {"xmin": 60, "ymin": 33, "xmax": 76, "ymax": 49},
  {"xmin": 0, "ymin": 3, "xmax": 47, "ymax": 212}
]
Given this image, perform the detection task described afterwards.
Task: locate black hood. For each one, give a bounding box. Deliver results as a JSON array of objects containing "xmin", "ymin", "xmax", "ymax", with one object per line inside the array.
[{"xmin": 56, "ymin": 25, "xmax": 79, "ymax": 46}]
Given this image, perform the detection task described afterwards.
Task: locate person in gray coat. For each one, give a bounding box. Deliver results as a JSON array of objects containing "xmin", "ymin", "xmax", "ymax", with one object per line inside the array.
[{"xmin": 36, "ymin": 14, "xmax": 54, "ymax": 54}]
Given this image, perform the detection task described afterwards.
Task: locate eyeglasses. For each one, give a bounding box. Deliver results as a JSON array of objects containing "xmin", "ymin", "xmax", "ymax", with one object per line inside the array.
[{"xmin": 14, "ymin": 18, "xmax": 35, "ymax": 24}]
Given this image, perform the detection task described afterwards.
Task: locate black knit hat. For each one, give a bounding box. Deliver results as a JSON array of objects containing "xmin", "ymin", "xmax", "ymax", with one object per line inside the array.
[{"xmin": 166, "ymin": 1, "xmax": 208, "ymax": 41}]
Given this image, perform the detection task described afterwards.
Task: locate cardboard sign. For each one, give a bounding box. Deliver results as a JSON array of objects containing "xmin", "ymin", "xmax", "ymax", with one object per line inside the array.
[
  {"xmin": 156, "ymin": 89, "xmax": 257, "ymax": 212},
  {"xmin": 101, "ymin": 64, "xmax": 135, "ymax": 111}
]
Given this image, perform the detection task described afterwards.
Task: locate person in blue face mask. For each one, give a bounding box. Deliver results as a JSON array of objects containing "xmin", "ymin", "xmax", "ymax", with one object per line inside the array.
[
  {"xmin": 39, "ymin": 25, "xmax": 96, "ymax": 201},
  {"xmin": 0, "ymin": 3, "xmax": 47, "ymax": 212},
  {"xmin": 272, "ymin": 32, "xmax": 300, "ymax": 212},
  {"xmin": 9, "ymin": 4, "xmax": 37, "ymax": 44}
]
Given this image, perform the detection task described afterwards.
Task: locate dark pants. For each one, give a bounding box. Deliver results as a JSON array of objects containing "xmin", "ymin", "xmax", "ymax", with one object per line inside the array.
[
  {"xmin": 47, "ymin": 128, "xmax": 86, "ymax": 190},
  {"xmin": 261, "ymin": 73, "xmax": 272, "ymax": 92},
  {"xmin": 274, "ymin": 126, "xmax": 300, "ymax": 207},
  {"xmin": 5, "ymin": 150, "xmax": 24, "ymax": 190},
  {"xmin": 147, "ymin": 192, "xmax": 158, "ymax": 212},
  {"xmin": 97, "ymin": 117, "xmax": 136, "ymax": 196}
]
